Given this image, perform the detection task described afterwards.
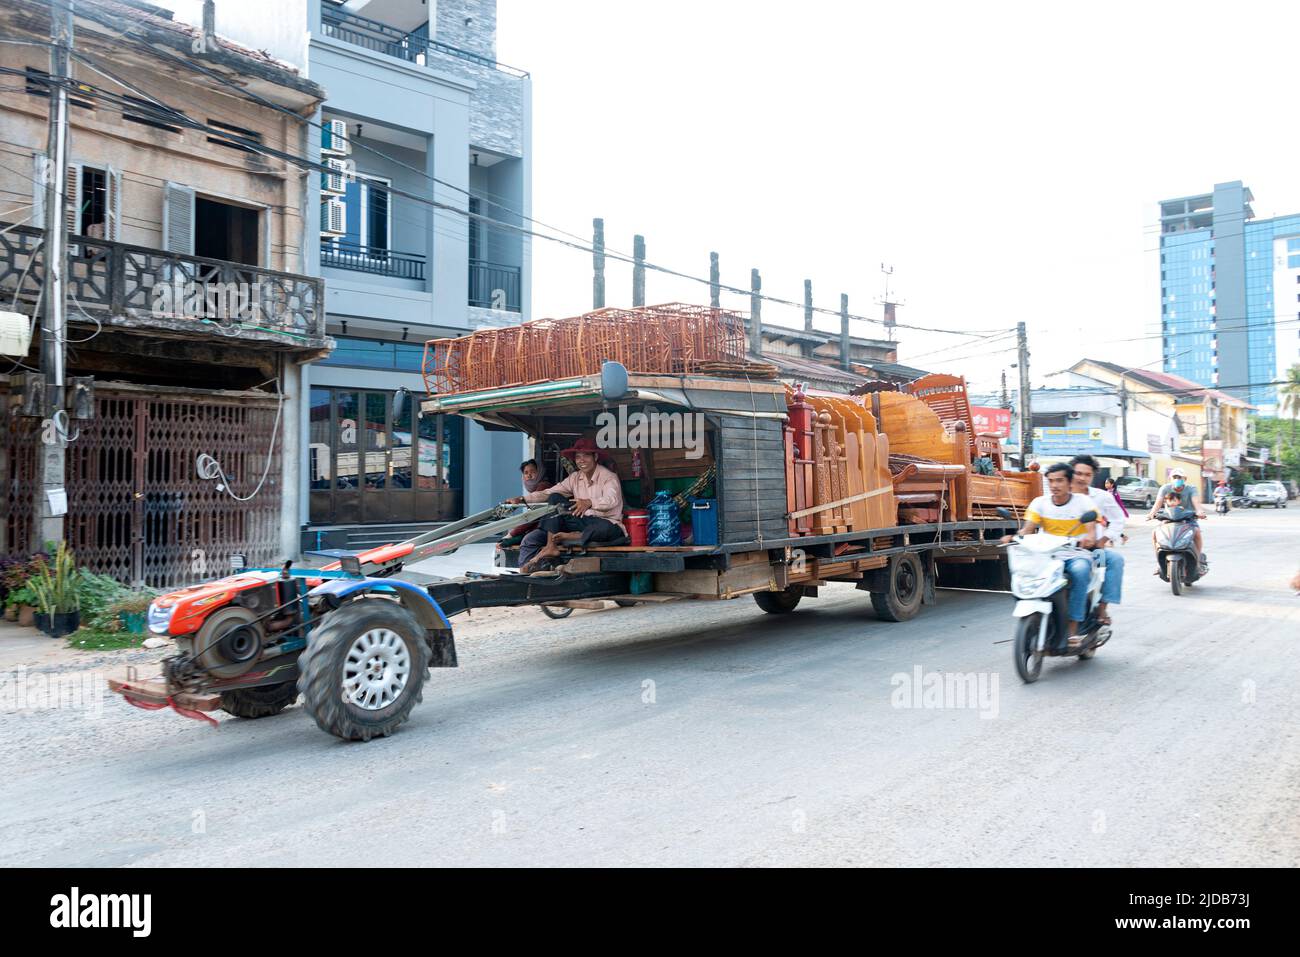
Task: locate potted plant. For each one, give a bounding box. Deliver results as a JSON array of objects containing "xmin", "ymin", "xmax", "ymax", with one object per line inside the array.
[
  {"xmin": 28, "ymin": 544, "xmax": 81, "ymax": 638},
  {"xmin": 108, "ymin": 592, "xmax": 155, "ymax": 634},
  {"xmin": 6, "ymin": 584, "xmax": 38, "ymax": 626}
]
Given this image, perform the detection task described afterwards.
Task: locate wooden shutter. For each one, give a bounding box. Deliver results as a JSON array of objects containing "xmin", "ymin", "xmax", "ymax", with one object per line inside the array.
[
  {"xmin": 106, "ymin": 166, "xmax": 122, "ymax": 241},
  {"xmin": 162, "ymin": 181, "xmax": 194, "ymax": 254},
  {"xmin": 65, "ymin": 162, "xmax": 81, "ymax": 235}
]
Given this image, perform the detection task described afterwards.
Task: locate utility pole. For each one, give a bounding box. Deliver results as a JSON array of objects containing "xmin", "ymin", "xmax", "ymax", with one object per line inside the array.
[
  {"xmin": 632, "ymin": 234, "xmax": 645, "ymax": 307},
  {"xmin": 1000, "ymin": 369, "xmax": 1010, "ymax": 409},
  {"xmin": 839, "ymin": 294, "xmax": 851, "ymax": 371},
  {"xmin": 749, "ymin": 268, "xmax": 762, "ymax": 358},
  {"xmin": 36, "ymin": 0, "xmax": 74, "ymax": 548},
  {"xmin": 878, "ymin": 263, "xmax": 902, "ymax": 342},
  {"xmin": 1119, "ymin": 380, "xmax": 1129, "ymax": 450},
  {"xmin": 804, "ymin": 279, "xmax": 813, "ymax": 332},
  {"xmin": 709, "ymin": 252, "xmax": 720, "ymax": 309},
  {"xmin": 592, "ymin": 218, "xmax": 605, "ymax": 309},
  {"xmin": 1017, "ymin": 321, "xmax": 1033, "ymax": 465}
]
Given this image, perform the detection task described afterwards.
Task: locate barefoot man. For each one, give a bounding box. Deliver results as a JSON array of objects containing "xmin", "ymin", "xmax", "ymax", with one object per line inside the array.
[{"xmin": 510, "ymin": 438, "xmax": 626, "ymax": 573}]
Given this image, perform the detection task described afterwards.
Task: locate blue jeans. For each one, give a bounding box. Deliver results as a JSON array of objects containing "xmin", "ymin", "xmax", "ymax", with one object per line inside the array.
[
  {"xmin": 1064, "ymin": 551, "xmax": 1123, "ymax": 622},
  {"xmin": 1064, "ymin": 557, "xmax": 1094, "ymax": 622},
  {"xmin": 1097, "ymin": 549, "xmax": 1124, "ymax": 606}
]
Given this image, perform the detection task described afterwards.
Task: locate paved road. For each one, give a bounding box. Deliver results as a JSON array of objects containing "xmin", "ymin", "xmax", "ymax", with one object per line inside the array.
[{"xmin": 2, "ymin": 508, "xmax": 1297, "ymax": 866}]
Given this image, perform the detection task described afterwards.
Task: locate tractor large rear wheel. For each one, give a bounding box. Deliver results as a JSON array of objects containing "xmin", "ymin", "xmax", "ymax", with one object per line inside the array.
[
  {"xmin": 297, "ymin": 601, "xmax": 429, "ymax": 742},
  {"xmin": 220, "ymin": 681, "xmax": 299, "ymax": 719}
]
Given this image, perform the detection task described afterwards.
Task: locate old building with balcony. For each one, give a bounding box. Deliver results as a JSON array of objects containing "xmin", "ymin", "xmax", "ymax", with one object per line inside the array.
[
  {"xmin": 206, "ymin": 0, "xmax": 532, "ymax": 542},
  {"xmin": 0, "ymin": 0, "xmax": 326, "ymax": 586}
]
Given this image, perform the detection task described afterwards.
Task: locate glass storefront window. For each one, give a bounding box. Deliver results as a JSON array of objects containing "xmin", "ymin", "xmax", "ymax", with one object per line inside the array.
[
  {"xmin": 336, "ymin": 391, "xmax": 359, "ymax": 491},
  {"xmin": 392, "ymin": 396, "xmax": 413, "ymax": 489},
  {"xmin": 309, "ymin": 389, "xmax": 464, "ymax": 524},
  {"xmin": 308, "ymin": 388, "xmax": 331, "ymax": 490}
]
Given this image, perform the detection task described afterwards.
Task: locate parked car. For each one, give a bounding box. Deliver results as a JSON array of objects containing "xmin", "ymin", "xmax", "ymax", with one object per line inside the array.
[
  {"xmin": 1114, "ymin": 476, "xmax": 1161, "ymax": 508},
  {"xmin": 1245, "ymin": 481, "xmax": 1288, "ymax": 508}
]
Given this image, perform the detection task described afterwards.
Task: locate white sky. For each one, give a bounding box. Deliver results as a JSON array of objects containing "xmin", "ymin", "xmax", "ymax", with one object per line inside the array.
[
  {"xmin": 497, "ymin": 0, "xmax": 1300, "ymax": 395},
  {"xmin": 171, "ymin": 0, "xmax": 1300, "ymax": 396}
]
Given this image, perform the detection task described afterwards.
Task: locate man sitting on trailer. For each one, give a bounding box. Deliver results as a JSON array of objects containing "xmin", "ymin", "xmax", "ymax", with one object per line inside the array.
[
  {"xmin": 510, "ymin": 438, "xmax": 627, "ymax": 573},
  {"xmin": 1068, "ymin": 454, "xmax": 1125, "ymax": 627},
  {"xmin": 1000, "ymin": 462, "xmax": 1100, "ymax": 650}
]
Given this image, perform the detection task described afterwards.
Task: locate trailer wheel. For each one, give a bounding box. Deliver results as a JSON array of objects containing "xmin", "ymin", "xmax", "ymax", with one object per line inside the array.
[
  {"xmin": 753, "ymin": 585, "xmax": 804, "ymax": 614},
  {"xmin": 871, "ymin": 553, "xmax": 924, "ymax": 622},
  {"xmin": 220, "ymin": 681, "xmax": 298, "ymax": 719},
  {"xmin": 297, "ymin": 600, "xmax": 430, "ymax": 742},
  {"xmin": 540, "ymin": 604, "xmax": 574, "ymax": 619}
]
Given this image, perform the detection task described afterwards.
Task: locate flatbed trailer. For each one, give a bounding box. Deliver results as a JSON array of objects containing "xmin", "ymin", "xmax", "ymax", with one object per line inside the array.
[{"xmin": 450, "ymin": 517, "xmax": 1017, "ymax": 619}]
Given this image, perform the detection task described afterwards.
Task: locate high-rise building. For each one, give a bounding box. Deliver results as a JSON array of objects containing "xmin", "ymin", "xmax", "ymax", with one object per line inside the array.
[{"xmin": 1159, "ymin": 181, "xmax": 1300, "ymax": 413}]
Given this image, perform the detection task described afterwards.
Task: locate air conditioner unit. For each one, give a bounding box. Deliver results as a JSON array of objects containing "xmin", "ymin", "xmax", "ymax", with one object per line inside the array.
[
  {"xmin": 322, "ymin": 118, "xmax": 350, "ymax": 157},
  {"xmin": 1067, "ymin": 410, "xmax": 1082, "ymax": 420},
  {"xmin": 0, "ymin": 310, "xmax": 33, "ymax": 357},
  {"xmin": 322, "ymin": 158, "xmax": 349, "ymax": 196},
  {"xmin": 321, "ymin": 197, "xmax": 347, "ymax": 238}
]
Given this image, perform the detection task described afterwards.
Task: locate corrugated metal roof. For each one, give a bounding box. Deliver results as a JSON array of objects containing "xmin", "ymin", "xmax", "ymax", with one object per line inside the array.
[
  {"xmin": 767, "ymin": 353, "xmax": 868, "ymax": 386},
  {"xmin": 1081, "ymin": 359, "xmax": 1252, "ymax": 407}
]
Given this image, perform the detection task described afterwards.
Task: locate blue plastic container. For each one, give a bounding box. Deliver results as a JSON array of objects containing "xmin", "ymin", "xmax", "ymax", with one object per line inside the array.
[
  {"xmin": 690, "ymin": 498, "xmax": 719, "ymax": 546},
  {"xmin": 647, "ymin": 490, "xmax": 682, "ymax": 546}
]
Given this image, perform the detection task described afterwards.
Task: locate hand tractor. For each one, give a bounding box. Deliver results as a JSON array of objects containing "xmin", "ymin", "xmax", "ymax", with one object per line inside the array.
[{"xmin": 110, "ymin": 503, "xmax": 559, "ymax": 741}]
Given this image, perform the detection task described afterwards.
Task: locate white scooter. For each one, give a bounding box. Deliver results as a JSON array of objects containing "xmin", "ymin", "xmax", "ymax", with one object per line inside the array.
[{"xmin": 998, "ymin": 508, "xmax": 1111, "ymax": 683}]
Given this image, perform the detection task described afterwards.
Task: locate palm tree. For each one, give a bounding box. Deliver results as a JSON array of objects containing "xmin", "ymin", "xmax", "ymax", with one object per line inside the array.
[{"xmin": 1283, "ymin": 364, "xmax": 1300, "ymax": 449}]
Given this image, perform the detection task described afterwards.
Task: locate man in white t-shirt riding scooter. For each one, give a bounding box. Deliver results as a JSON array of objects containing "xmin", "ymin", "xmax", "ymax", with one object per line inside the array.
[{"xmin": 1001, "ymin": 462, "xmax": 1103, "ymax": 649}]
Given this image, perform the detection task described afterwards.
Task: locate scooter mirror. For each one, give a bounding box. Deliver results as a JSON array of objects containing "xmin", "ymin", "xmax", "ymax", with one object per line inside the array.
[
  {"xmin": 995, "ymin": 507, "xmax": 1013, "ymax": 521},
  {"xmin": 1080, "ymin": 510, "xmax": 1098, "ymax": 524}
]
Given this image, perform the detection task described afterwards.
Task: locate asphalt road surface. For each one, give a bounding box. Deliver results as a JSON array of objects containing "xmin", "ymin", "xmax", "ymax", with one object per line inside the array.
[{"xmin": 2, "ymin": 507, "xmax": 1297, "ymax": 866}]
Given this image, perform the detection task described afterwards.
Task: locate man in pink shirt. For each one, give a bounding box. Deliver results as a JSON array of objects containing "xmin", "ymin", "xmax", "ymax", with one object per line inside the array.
[{"xmin": 509, "ymin": 437, "xmax": 626, "ymax": 572}]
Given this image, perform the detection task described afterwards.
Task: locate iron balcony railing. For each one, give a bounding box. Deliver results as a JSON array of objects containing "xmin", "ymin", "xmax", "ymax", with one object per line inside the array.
[
  {"xmin": 0, "ymin": 222, "xmax": 326, "ymax": 346},
  {"xmin": 468, "ymin": 258, "xmax": 521, "ymax": 312},
  {"xmin": 321, "ymin": 241, "xmax": 426, "ymax": 281},
  {"xmin": 320, "ymin": 8, "xmax": 529, "ymax": 78}
]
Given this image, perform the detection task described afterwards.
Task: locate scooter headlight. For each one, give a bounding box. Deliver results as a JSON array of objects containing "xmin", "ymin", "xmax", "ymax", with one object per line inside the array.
[{"xmin": 146, "ymin": 601, "xmax": 176, "ymax": 636}]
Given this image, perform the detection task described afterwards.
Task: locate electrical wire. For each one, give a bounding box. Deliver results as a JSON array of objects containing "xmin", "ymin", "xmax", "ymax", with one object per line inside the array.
[
  {"xmin": 55, "ymin": 33, "xmax": 994, "ymax": 338},
  {"xmin": 195, "ymin": 385, "xmax": 285, "ymax": 502}
]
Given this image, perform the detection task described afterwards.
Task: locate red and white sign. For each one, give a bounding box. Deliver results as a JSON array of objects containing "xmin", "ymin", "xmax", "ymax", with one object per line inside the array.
[{"xmin": 971, "ymin": 406, "xmax": 1012, "ymax": 438}]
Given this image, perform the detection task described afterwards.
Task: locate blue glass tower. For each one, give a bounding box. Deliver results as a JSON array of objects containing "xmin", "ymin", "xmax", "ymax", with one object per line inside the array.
[{"xmin": 1159, "ymin": 182, "xmax": 1300, "ymax": 412}]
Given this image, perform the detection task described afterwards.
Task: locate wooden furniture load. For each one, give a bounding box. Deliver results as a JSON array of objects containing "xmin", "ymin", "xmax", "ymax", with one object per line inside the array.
[{"xmin": 424, "ymin": 303, "xmax": 751, "ymax": 395}]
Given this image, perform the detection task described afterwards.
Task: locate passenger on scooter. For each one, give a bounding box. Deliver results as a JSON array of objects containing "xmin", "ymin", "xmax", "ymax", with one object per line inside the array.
[
  {"xmin": 1147, "ymin": 468, "xmax": 1207, "ymax": 567},
  {"xmin": 1001, "ymin": 462, "xmax": 1099, "ymax": 647},
  {"xmin": 1068, "ymin": 455, "xmax": 1124, "ymax": 627}
]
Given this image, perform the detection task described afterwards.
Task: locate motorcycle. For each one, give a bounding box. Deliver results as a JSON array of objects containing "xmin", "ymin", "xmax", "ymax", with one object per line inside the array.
[
  {"xmin": 998, "ymin": 508, "xmax": 1111, "ymax": 684},
  {"xmin": 1155, "ymin": 504, "xmax": 1206, "ymax": 596},
  {"xmin": 1214, "ymin": 488, "xmax": 1230, "ymax": 515}
]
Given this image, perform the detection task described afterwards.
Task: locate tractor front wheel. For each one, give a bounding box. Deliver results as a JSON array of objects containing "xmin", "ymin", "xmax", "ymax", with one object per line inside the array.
[{"xmin": 298, "ymin": 600, "xmax": 430, "ymax": 742}]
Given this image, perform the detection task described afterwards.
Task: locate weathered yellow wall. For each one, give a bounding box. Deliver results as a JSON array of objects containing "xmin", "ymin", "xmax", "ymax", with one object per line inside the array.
[{"xmin": 0, "ymin": 34, "xmax": 313, "ymax": 274}]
